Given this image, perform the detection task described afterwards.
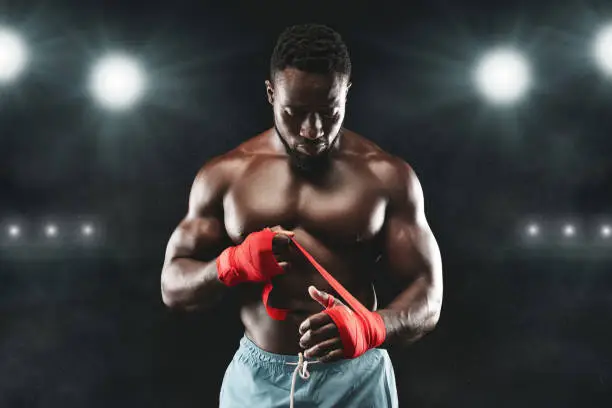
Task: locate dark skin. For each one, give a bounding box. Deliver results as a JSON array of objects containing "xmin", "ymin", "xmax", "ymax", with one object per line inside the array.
[{"xmin": 161, "ymin": 67, "xmax": 443, "ymax": 362}]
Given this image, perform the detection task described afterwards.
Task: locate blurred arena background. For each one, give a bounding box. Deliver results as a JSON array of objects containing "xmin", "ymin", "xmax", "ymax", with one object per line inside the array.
[{"xmin": 1, "ymin": 0, "xmax": 611, "ymax": 406}]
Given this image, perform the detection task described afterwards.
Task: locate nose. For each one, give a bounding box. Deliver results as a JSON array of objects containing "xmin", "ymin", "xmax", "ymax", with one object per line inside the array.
[{"xmin": 299, "ymin": 113, "xmax": 324, "ymax": 141}]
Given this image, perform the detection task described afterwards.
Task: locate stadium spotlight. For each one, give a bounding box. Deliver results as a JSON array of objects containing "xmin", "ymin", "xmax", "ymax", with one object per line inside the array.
[
  {"xmin": 89, "ymin": 53, "xmax": 146, "ymax": 110},
  {"xmin": 474, "ymin": 47, "xmax": 531, "ymax": 105},
  {"xmin": 601, "ymin": 224, "xmax": 611, "ymax": 239},
  {"xmin": 562, "ymin": 224, "xmax": 576, "ymax": 238},
  {"xmin": 0, "ymin": 27, "xmax": 28, "ymax": 83},
  {"xmin": 45, "ymin": 224, "xmax": 58, "ymax": 238},
  {"xmin": 81, "ymin": 223, "xmax": 95, "ymax": 237},
  {"xmin": 526, "ymin": 223, "xmax": 540, "ymax": 237},
  {"xmin": 7, "ymin": 224, "xmax": 21, "ymax": 238},
  {"xmin": 593, "ymin": 24, "xmax": 612, "ymax": 77}
]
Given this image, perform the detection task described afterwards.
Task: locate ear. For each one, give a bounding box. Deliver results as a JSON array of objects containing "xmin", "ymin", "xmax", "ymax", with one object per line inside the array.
[{"xmin": 265, "ymin": 79, "xmax": 274, "ymax": 105}]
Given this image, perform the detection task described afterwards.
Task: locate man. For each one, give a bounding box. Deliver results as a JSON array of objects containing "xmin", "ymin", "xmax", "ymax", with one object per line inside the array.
[{"xmin": 161, "ymin": 23, "xmax": 443, "ymax": 407}]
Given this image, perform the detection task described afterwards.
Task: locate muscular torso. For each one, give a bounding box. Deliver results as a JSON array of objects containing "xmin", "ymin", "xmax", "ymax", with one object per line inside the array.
[{"xmin": 222, "ymin": 129, "xmax": 392, "ymax": 354}]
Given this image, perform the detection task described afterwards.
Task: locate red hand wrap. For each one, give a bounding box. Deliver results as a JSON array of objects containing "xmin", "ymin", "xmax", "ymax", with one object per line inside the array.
[
  {"xmin": 324, "ymin": 305, "xmax": 386, "ymax": 359},
  {"xmin": 263, "ymin": 238, "xmax": 387, "ymax": 358},
  {"xmin": 216, "ymin": 228, "xmax": 285, "ymax": 286}
]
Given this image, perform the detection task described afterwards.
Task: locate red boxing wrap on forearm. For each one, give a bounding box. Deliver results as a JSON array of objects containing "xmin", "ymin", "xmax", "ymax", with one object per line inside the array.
[
  {"xmin": 324, "ymin": 304, "xmax": 386, "ymax": 359},
  {"xmin": 282, "ymin": 239, "xmax": 387, "ymax": 359},
  {"xmin": 216, "ymin": 228, "xmax": 285, "ymax": 286}
]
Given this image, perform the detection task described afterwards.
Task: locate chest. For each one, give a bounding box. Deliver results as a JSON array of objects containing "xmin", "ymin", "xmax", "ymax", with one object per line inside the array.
[{"xmin": 223, "ymin": 159, "xmax": 388, "ymax": 245}]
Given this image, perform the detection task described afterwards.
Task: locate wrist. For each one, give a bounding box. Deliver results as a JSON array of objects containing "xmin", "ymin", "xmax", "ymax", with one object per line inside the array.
[
  {"xmin": 368, "ymin": 310, "xmax": 387, "ymax": 348},
  {"xmin": 325, "ymin": 306, "xmax": 387, "ymax": 358},
  {"xmin": 216, "ymin": 246, "xmax": 242, "ymax": 286}
]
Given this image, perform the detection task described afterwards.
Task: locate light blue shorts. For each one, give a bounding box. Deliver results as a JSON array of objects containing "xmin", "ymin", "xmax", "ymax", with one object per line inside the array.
[{"xmin": 219, "ymin": 335, "xmax": 398, "ymax": 408}]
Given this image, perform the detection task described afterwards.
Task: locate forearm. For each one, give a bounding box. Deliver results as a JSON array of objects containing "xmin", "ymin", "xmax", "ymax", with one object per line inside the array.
[
  {"xmin": 377, "ymin": 279, "xmax": 442, "ymax": 347},
  {"xmin": 161, "ymin": 257, "xmax": 228, "ymax": 311}
]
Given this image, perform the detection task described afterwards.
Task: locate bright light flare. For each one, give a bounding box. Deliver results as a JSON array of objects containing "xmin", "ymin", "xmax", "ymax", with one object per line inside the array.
[
  {"xmin": 563, "ymin": 224, "xmax": 576, "ymax": 238},
  {"xmin": 81, "ymin": 223, "xmax": 95, "ymax": 237},
  {"xmin": 7, "ymin": 224, "xmax": 21, "ymax": 238},
  {"xmin": 474, "ymin": 48, "xmax": 531, "ymax": 105},
  {"xmin": 526, "ymin": 223, "xmax": 540, "ymax": 237},
  {"xmin": 89, "ymin": 53, "xmax": 146, "ymax": 110},
  {"xmin": 0, "ymin": 27, "xmax": 28, "ymax": 83},
  {"xmin": 45, "ymin": 224, "xmax": 58, "ymax": 238},
  {"xmin": 593, "ymin": 24, "xmax": 612, "ymax": 76}
]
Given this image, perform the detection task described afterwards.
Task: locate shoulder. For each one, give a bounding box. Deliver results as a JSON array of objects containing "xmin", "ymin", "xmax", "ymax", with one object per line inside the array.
[
  {"xmin": 188, "ymin": 132, "xmax": 269, "ymax": 215},
  {"xmin": 191, "ymin": 150, "xmax": 246, "ymax": 195},
  {"xmin": 192, "ymin": 130, "xmax": 273, "ymax": 187},
  {"xmin": 342, "ymin": 129, "xmax": 422, "ymax": 207}
]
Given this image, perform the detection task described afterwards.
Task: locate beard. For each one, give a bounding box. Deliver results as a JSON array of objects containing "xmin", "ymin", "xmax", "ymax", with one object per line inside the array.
[{"xmin": 274, "ymin": 126, "xmax": 339, "ymax": 177}]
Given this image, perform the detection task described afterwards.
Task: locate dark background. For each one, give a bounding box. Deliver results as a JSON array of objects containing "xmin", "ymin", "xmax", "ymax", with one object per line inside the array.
[{"xmin": 1, "ymin": 0, "xmax": 611, "ymax": 406}]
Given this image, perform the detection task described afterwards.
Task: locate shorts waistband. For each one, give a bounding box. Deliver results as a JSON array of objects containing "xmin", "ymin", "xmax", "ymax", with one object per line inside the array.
[
  {"xmin": 238, "ymin": 334, "xmax": 319, "ymax": 364},
  {"xmin": 235, "ymin": 334, "xmax": 382, "ymax": 372}
]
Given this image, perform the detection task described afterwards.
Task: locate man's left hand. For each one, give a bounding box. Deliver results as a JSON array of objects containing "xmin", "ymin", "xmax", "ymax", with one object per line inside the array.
[{"xmin": 298, "ymin": 286, "xmax": 349, "ymax": 363}]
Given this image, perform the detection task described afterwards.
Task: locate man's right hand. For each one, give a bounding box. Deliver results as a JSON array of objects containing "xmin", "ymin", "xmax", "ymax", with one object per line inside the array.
[{"xmin": 216, "ymin": 226, "xmax": 296, "ymax": 287}]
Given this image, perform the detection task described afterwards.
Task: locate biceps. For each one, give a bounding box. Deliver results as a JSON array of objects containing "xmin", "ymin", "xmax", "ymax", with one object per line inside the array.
[
  {"xmin": 165, "ymin": 216, "xmax": 229, "ymax": 263},
  {"xmin": 384, "ymin": 215, "xmax": 441, "ymax": 285}
]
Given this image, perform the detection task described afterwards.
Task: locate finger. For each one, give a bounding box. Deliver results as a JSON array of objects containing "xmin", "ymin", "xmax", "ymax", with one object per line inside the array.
[
  {"xmin": 299, "ymin": 311, "xmax": 332, "ymax": 335},
  {"xmin": 308, "ymin": 286, "xmax": 344, "ymax": 309},
  {"xmin": 270, "ymin": 225, "xmax": 295, "ymax": 259},
  {"xmin": 272, "ymin": 234, "xmax": 293, "ymax": 261},
  {"xmin": 308, "ymin": 286, "xmax": 330, "ymax": 308},
  {"xmin": 317, "ymin": 349, "xmax": 345, "ymax": 364},
  {"xmin": 299, "ymin": 322, "xmax": 339, "ymax": 349},
  {"xmin": 269, "ymin": 225, "xmax": 295, "ymax": 236},
  {"xmin": 304, "ymin": 337, "xmax": 343, "ymax": 359}
]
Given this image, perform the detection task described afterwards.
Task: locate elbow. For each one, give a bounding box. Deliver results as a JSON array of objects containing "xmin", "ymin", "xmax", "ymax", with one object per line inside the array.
[
  {"xmin": 160, "ymin": 267, "xmax": 185, "ymax": 310},
  {"xmin": 423, "ymin": 294, "xmax": 443, "ymax": 333},
  {"xmin": 402, "ymin": 311, "xmax": 440, "ymax": 347},
  {"xmin": 423, "ymin": 310, "xmax": 441, "ymax": 334},
  {"xmin": 410, "ymin": 299, "xmax": 442, "ymax": 342},
  {"xmin": 422, "ymin": 284, "xmax": 443, "ymax": 333},
  {"xmin": 161, "ymin": 287, "xmax": 179, "ymax": 309},
  {"xmin": 160, "ymin": 263, "xmax": 213, "ymax": 312}
]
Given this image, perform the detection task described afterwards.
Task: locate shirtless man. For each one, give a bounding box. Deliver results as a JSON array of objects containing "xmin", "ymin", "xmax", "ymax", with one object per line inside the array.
[{"xmin": 161, "ymin": 23, "xmax": 443, "ymax": 407}]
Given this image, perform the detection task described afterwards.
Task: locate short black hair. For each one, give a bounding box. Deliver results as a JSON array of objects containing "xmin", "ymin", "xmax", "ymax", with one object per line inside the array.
[{"xmin": 270, "ymin": 23, "xmax": 351, "ymax": 80}]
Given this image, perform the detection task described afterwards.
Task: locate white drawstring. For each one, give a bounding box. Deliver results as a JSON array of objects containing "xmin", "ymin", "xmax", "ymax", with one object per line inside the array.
[
  {"xmin": 282, "ymin": 283, "xmax": 377, "ymax": 407},
  {"xmin": 287, "ymin": 352, "xmax": 320, "ymax": 408}
]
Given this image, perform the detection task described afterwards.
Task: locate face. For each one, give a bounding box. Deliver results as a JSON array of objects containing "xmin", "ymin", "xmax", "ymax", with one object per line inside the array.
[{"xmin": 266, "ymin": 68, "xmax": 351, "ymax": 173}]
